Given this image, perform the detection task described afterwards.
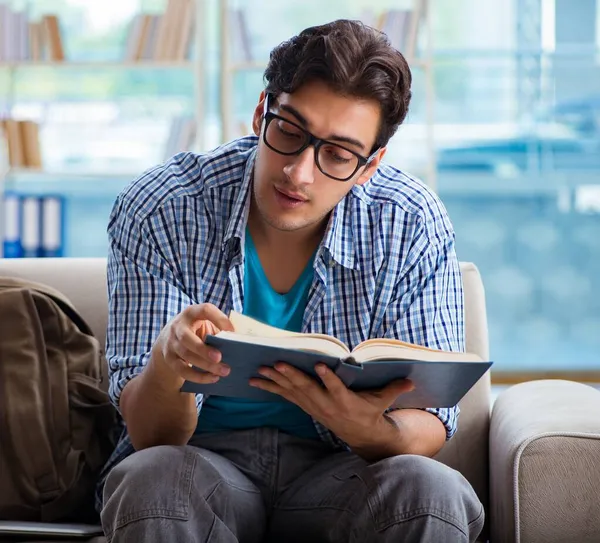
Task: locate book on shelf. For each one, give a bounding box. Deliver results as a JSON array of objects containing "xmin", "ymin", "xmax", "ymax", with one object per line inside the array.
[
  {"xmin": 0, "ymin": 119, "xmax": 42, "ymax": 169},
  {"xmin": 228, "ymin": 7, "xmax": 252, "ymax": 63},
  {"xmin": 20, "ymin": 195, "xmax": 41, "ymax": 258},
  {"xmin": 40, "ymin": 195, "xmax": 65, "ymax": 257},
  {"xmin": 163, "ymin": 116, "xmax": 197, "ymax": 161},
  {"xmin": 0, "ymin": 7, "xmax": 65, "ymax": 62},
  {"xmin": 124, "ymin": 0, "xmax": 195, "ymax": 62},
  {"xmin": 361, "ymin": 0, "xmax": 427, "ymax": 60},
  {"xmin": 1, "ymin": 192, "xmax": 22, "ymax": 258},
  {"xmin": 180, "ymin": 311, "xmax": 492, "ymax": 409},
  {"xmin": 225, "ymin": 121, "xmax": 251, "ymax": 142},
  {"xmin": 42, "ymin": 15, "xmax": 65, "ymax": 61},
  {"xmin": 0, "ymin": 5, "xmax": 28, "ymax": 62},
  {"xmin": 2, "ymin": 120, "xmax": 24, "ymax": 167}
]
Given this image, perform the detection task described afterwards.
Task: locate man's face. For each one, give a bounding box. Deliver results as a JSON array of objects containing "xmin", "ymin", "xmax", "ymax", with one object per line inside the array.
[{"xmin": 250, "ymin": 81, "xmax": 385, "ymax": 234}]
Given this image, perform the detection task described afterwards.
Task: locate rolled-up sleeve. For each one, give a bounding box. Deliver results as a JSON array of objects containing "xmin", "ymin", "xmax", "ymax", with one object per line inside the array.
[
  {"xmin": 105, "ymin": 194, "xmax": 193, "ymax": 410},
  {"xmin": 382, "ymin": 224, "xmax": 465, "ymax": 440}
]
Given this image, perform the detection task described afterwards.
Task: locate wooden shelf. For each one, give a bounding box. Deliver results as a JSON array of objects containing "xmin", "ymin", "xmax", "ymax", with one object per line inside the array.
[
  {"xmin": 226, "ymin": 58, "xmax": 428, "ymax": 73},
  {"xmin": 0, "ymin": 61, "xmax": 194, "ymax": 69},
  {"xmin": 4, "ymin": 168, "xmax": 139, "ymax": 179},
  {"xmin": 228, "ymin": 61, "xmax": 266, "ymax": 72},
  {"xmin": 410, "ymin": 58, "xmax": 428, "ymax": 68}
]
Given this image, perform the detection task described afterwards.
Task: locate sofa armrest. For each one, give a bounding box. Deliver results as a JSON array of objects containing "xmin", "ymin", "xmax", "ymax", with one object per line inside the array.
[{"xmin": 490, "ymin": 379, "xmax": 600, "ymax": 543}]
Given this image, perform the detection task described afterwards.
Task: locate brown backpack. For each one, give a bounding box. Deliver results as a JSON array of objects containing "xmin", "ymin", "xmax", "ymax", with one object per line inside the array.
[{"xmin": 0, "ymin": 277, "xmax": 117, "ymax": 523}]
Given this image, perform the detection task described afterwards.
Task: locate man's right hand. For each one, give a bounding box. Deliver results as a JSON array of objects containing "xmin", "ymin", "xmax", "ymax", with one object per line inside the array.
[
  {"xmin": 151, "ymin": 303, "xmax": 235, "ymax": 387},
  {"xmin": 121, "ymin": 302, "xmax": 235, "ymax": 450}
]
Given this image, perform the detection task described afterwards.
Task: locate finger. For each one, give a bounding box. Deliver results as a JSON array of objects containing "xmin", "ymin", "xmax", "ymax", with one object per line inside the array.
[
  {"xmin": 314, "ymin": 363, "xmax": 349, "ymax": 398},
  {"xmin": 275, "ymin": 363, "xmax": 324, "ymax": 395},
  {"xmin": 169, "ymin": 355, "xmax": 222, "ymax": 385},
  {"xmin": 176, "ymin": 345, "xmax": 231, "ymax": 377},
  {"xmin": 184, "ymin": 303, "xmax": 235, "ymax": 333},
  {"xmin": 364, "ymin": 379, "xmax": 414, "ymax": 408},
  {"xmin": 257, "ymin": 365, "xmax": 293, "ymax": 389},
  {"xmin": 248, "ymin": 376, "xmax": 288, "ymax": 399},
  {"xmin": 175, "ymin": 327, "xmax": 229, "ymax": 376}
]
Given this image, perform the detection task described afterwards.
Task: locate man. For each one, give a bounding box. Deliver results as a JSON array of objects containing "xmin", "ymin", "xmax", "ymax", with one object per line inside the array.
[{"xmin": 98, "ymin": 19, "xmax": 484, "ymax": 543}]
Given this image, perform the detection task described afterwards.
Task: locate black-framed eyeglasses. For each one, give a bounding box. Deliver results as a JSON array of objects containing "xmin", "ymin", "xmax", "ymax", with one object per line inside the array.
[{"xmin": 262, "ymin": 94, "xmax": 379, "ymax": 182}]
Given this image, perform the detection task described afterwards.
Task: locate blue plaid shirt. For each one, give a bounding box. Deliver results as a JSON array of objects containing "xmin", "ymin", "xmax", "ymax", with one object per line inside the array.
[{"xmin": 96, "ymin": 135, "xmax": 465, "ymax": 510}]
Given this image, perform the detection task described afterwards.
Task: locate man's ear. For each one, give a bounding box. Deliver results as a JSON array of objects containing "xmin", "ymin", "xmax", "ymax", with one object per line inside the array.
[
  {"xmin": 252, "ymin": 90, "xmax": 267, "ymax": 136},
  {"xmin": 355, "ymin": 147, "xmax": 387, "ymax": 186}
]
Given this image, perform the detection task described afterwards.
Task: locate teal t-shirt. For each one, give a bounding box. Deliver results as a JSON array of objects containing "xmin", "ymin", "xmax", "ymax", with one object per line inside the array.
[{"xmin": 195, "ymin": 229, "xmax": 319, "ymax": 440}]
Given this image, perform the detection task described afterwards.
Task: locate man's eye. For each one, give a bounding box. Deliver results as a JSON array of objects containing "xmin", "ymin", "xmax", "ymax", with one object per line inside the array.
[
  {"xmin": 331, "ymin": 154, "xmax": 352, "ymax": 164},
  {"xmin": 277, "ymin": 123, "xmax": 302, "ymax": 138},
  {"xmin": 323, "ymin": 146, "xmax": 353, "ymax": 163}
]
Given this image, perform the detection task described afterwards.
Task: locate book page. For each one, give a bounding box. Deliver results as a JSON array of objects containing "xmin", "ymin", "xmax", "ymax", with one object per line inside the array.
[
  {"xmin": 351, "ymin": 340, "xmax": 482, "ymax": 364},
  {"xmin": 229, "ymin": 311, "xmax": 304, "ymax": 338},
  {"xmin": 215, "ymin": 331, "xmax": 350, "ymax": 359},
  {"xmin": 354, "ymin": 337, "xmax": 437, "ymax": 352},
  {"xmin": 228, "ymin": 311, "xmax": 349, "ymax": 352}
]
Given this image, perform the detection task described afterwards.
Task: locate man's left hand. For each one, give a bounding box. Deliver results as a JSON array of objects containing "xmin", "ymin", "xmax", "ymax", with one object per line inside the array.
[{"xmin": 249, "ymin": 362, "xmax": 414, "ymax": 451}]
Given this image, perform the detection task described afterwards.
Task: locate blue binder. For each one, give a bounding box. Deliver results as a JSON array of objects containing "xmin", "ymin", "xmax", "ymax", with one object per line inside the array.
[
  {"xmin": 20, "ymin": 195, "xmax": 43, "ymax": 258},
  {"xmin": 1, "ymin": 192, "xmax": 23, "ymax": 258},
  {"xmin": 40, "ymin": 195, "xmax": 65, "ymax": 257}
]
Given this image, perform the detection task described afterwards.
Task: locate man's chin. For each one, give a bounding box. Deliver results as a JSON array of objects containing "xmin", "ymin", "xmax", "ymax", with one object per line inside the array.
[
  {"xmin": 263, "ymin": 216, "xmax": 309, "ymax": 232},
  {"xmin": 253, "ymin": 193, "xmax": 328, "ymax": 233}
]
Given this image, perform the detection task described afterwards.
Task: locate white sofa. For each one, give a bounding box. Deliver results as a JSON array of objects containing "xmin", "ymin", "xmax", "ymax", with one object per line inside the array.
[{"xmin": 1, "ymin": 257, "xmax": 600, "ymax": 543}]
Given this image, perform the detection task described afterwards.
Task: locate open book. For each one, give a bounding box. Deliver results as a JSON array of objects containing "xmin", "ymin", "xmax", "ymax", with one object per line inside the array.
[
  {"xmin": 222, "ymin": 311, "xmax": 484, "ymax": 363},
  {"xmin": 180, "ymin": 311, "xmax": 492, "ymax": 408}
]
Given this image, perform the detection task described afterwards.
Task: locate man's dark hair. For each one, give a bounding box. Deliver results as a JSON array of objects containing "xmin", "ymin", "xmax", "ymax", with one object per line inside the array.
[{"xmin": 264, "ymin": 19, "xmax": 412, "ymax": 150}]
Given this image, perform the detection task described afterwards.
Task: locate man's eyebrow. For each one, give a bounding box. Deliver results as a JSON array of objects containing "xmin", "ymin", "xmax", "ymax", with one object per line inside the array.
[{"xmin": 278, "ymin": 103, "xmax": 367, "ymax": 151}]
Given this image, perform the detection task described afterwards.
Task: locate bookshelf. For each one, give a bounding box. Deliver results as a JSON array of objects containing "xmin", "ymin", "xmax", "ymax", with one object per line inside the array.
[
  {"xmin": 0, "ymin": 0, "xmax": 206, "ymax": 162},
  {"xmin": 0, "ymin": 0, "xmax": 206, "ymax": 258},
  {"xmin": 218, "ymin": 0, "xmax": 437, "ymax": 190},
  {"xmin": 3, "ymin": 168, "xmax": 142, "ymax": 181}
]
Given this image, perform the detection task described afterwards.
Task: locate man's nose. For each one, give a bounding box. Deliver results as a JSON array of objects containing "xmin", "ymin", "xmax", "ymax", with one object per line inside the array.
[{"xmin": 283, "ymin": 146, "xmax": 316, "ymax": 186}]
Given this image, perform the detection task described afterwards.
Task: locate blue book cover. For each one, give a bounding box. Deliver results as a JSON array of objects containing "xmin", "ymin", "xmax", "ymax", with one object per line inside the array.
[
  {"xmin": 180, "ymin": 313, "xmax": 493, "ymax": 409},
  {"xmin": 1, "ymin": 192, "xmax": 23, "ymax": 258},
  {"xmin": 40, "ymin": 195, "xmax": 65, "ymax": 257},
  {"xmin": 20, "ymin": 195, "xmax": 43, "ymax": 258}
]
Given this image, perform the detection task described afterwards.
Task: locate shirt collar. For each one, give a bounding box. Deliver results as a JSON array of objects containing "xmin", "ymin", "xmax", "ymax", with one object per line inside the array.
[
  {"xmin": 221, "ymin": 145, "xmax": 359, "ymax": 271},
  {"xmin": 222, "ymin": 148, "xmax": 256, "ymax": 254},
  {"xmin": 319, "ymin": 195, "xmax": 358, "ymax": 271}
]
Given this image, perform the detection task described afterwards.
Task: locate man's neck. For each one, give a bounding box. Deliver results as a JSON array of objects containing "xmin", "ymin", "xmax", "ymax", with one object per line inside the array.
[
  {"xmin": 247, "ymin": 214, "xmax": 326, "ymax": 256},
  {"xmin": 246, "ymin": 203, "xmax": 328, "ymax": 293}
]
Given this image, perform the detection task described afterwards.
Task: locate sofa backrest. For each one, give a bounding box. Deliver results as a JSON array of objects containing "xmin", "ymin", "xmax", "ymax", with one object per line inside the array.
[
  {"xmin": 435, "ymin": 262, "xmax": 491, "ymax": 523},
  {"xmin": 0, "ymin": 258, "xmax": 110, "ymax": 346},
  {"xmin": 0, "ymin": 257, "xmax": 491, "ymax": 514}
]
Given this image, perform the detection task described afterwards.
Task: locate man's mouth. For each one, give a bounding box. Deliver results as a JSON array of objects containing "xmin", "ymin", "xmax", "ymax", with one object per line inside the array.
[
  {"xmin": 276, "ymin": 186, "xmax": 308, "ymax": 201},
  {"xmin": 276, "ymin": 186, "xmax": 307, "ymax": 201},
  {"xmin": 273, "ymin": 186, "xmax": 309, "ymax": 207}
]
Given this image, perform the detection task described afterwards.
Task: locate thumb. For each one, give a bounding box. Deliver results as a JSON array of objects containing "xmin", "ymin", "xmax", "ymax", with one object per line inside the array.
[
  {"xmin": 186, "ymin": 303, "xmax": 235, "ymax": 334},
  {"xmin": 368, "ymin": 379, "xmax": 414, "ymax": 409},
  {"xmin": 194, "ymin": 320, "xmax": 220, "ymax": 341}
]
